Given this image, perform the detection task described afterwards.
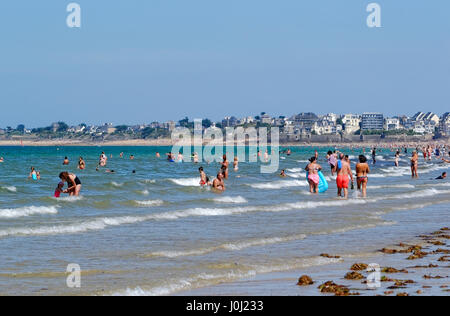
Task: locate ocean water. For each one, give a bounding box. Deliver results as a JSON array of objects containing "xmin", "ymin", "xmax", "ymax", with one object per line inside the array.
[{"xmin": 0, "ymin": 146, "xmax": 449, "ymax": 296}]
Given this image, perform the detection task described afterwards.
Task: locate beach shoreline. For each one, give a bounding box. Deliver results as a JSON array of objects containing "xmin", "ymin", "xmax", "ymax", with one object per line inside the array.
[
  {"xmin": 0, "ymin": 139, "xmax": 448, "ymax": 148},
  {"xmin": 178, "ymin": 226, "xmax": 450, "ymax": 297}
]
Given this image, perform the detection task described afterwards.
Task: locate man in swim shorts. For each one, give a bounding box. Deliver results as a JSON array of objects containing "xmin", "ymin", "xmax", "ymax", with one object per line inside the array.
[
  {"xmin": 213, "ymin": 173, "xmax": 225, "ymax": 192},
  {"xmin": 336, "ymin": 154, "xmax": 353, "ymax": 199}
]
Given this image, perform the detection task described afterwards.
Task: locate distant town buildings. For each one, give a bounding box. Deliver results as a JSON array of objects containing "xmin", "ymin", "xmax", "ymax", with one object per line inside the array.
[
  {"xmin": 2, "ymin": 110, "xmax": 450, "ymax": 140},
  {"xmin": 361, "ymin": 113, "xmax": 384, "ymax": 131}
]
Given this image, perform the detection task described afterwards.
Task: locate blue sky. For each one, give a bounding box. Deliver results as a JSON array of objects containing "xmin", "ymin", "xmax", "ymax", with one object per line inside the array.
[{"xmin": 0, "ymin": 0, "xmax": 449, "ymax": 128}]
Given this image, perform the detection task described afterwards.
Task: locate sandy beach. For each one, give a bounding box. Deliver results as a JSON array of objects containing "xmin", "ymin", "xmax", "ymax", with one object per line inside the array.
[{"xmin": 180, "ymin": 226, "xmax": 450, "ymax": 296}]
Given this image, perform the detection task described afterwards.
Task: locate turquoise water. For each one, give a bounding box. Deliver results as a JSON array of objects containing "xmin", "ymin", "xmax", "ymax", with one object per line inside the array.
[{"xmin": 0, "ymin": 146, "xmax": 449, "ymax": 295}]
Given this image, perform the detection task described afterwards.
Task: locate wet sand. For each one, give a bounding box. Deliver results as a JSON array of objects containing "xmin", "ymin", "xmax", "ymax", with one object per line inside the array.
[{"xmin": 180, "ymin": 228, "xmax": 449, "ymax": 296}]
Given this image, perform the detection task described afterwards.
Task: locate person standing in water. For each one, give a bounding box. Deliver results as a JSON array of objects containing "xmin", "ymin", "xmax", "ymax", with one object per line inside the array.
[
  {"xmin": 411, "ymin": 151, "xmax": 419, "ymax": 178},
  {"xmin": 198, "ymin": 167, "xmax": 209, "ymax": 186},
  {"xmin": 233, "ymin": 156, "xmax": 239, "ymax": 171},
  {"xmin": 327, "ymin": 150, "xmax": 337, "ymax": 176},
  {"xmin": 63, "ymin": 157, "xmax": 70, "ymax": 165},
  {"xmin": 59, "ymin": 172, "xmax": 82, "ymax": 196},
  {"xmin": 356, "ymin": 155, "xmax": 370, "ymax": 198},
  {"xmin": 395, "ymin": 150, "xmax": 400, "ymax": 167},
  {"xmin": 212, "ymin": 173, "xmax": 225, "ymax": 192},
  {"xmin": 305, "ymin": 157, "xmax": 322, "ymax": 194},
  {"xmin": 78, "ymin": 157, "xmax": 86, "ymax": 170},
  {"xmin": 221, "ymin": 155, "xmax": 229, "ymax": 179},
  {"xmin": 336, "ymin": 154, "xmax": 354, "ymax": 199},
  {"xmin": 371, "ymin": 148, "xmax": 377, "ymax": 165},
  {"xmin": 29, "ymin": 167, "xmax": 40, "ymax": 180}
]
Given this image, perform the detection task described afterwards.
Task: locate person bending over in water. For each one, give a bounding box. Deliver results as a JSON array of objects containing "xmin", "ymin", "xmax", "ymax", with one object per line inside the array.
[
  {"xmin": 356, "ymin": 155, "xmax": 370, "ymax": 198},
  {"xmin": 411, "ymin": 151, "xmax": 419, "ymax": 178},
  {"xmin": 63, "ymin": 157, "xmax": 70, "ymax": 165},
  {"xmin": 336, "ymin": 154, "xmax": 353, "ymax": 199},
  {"xmin": 305, "ymin": 157, "xmax": 322, "ymax": 194},
  {"xmin": 280, "ymin": 169, "xmax": 287, "ymax": 178},
  {"xmin": 212, "ymin": 173, "xmax": 225, "ymax": 192},
  {"xmin": 78, "ymin": 157, "xmax": 86, "ymax": 170},
  {"xmin": 59, "ymin": 172, "xmax": 82, "ymax": 196}
]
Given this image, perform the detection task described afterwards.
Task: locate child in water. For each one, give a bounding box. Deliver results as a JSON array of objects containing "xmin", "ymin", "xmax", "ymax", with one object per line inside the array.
[{"xmin": 54, "ymin": 182, "xmax": 64, "ymax": 198}]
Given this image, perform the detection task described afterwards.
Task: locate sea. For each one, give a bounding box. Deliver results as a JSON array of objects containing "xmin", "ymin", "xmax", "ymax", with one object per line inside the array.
[{"xmin": 0, "ymin": 146, "xmax": 448, "ymax": 295}]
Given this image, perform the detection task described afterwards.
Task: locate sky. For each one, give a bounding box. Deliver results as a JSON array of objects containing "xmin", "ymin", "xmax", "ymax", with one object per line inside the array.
[{"xmin": 0, "ymin": 0, "xmax": 449, "ymax": 128}]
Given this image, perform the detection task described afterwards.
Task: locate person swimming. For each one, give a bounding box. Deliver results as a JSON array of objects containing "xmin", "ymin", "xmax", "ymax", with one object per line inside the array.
[{"xmin": 436, "ymin": 172, "xmax": 447, "ymax": 180}]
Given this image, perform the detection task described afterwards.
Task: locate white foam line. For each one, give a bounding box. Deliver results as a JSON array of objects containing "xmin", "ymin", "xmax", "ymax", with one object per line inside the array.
[
  {"xmin": 2, "ymin": 189, "xmax": 448, "ymax": 238},
  {"xmin": 0, "ymin": 206, "xmax": 58, "ymax": 219},
  {"xmin": 146, "ymin": 234, "xmax": 307, "ymax": 258},
  {"xmin": 248, "ymin": 180, "xmax": 308, "ymax": 189},
  {"xmin": 110, "ymin": 256, "xmax": 342, "ymax": 296},
  {"xmin": 134, "ymin": 200, "xmax": 164, "ymax": 207},
  {"xmin": 0, "ymin": 186, "xmax": 17, "ymax": 193},
  {"xmin": 212, "ymin": 196, "xmax": 248, "ymax": 204}
]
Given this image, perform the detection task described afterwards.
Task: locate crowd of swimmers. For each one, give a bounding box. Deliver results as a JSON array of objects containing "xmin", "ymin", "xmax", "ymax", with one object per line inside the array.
[
  {"xmin": 197, "ymin": 155, "xmax": 232, "ymax": 192},
  {"xmin": 2, "ymin": 143, "xmax": 449, "ymax": 200}
]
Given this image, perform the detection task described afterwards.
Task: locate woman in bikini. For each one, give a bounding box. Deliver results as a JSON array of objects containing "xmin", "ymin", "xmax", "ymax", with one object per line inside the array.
[
  {"xmin": 411, "ymin": 151, "xmax": 419, "ymax": 178},
  {"xmin": 59, "ymin": 172, "xmax": 82, "ymax": 196},
  {"xmin": 394, "ymin": 150, "xmax": 400, "ymax": 167},
  {"xmin": 78, "ymin": 157, "xmax": 86, "ymax": 170},
  {"xmin": 305, "ymin": 157, "xmax": 322, "ymax": 194},
  {"xmin": 356, "ymin": 155, "xmax": 370, "ymax": 198}
]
